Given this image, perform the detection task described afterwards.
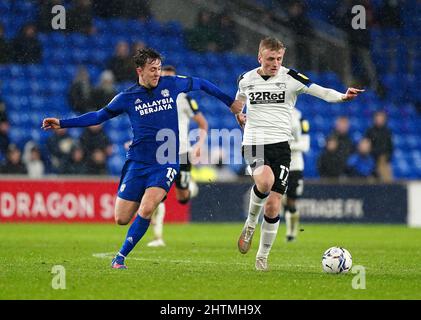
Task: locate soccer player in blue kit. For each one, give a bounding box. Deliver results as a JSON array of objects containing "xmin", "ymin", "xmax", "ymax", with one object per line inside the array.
[{"xmin": 42, "ymin": 48, "xmax": 243, "ymax": 269}]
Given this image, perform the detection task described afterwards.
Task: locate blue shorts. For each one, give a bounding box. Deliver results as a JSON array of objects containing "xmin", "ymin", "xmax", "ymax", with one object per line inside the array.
[{"xmin": 117, "ymin": 160, "xmax": 179, "ymax": 202}]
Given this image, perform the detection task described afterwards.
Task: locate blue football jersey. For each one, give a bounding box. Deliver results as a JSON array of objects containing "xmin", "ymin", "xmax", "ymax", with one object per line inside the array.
[{"xmin": 104, "ymin": 76, "xmax": 195, "ymax": 165}]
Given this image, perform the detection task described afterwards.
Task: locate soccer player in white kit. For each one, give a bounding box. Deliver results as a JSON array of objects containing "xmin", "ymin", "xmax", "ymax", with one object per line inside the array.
[
  {"xmin": 148, "ymin": 65, "xmax": 208, "ymax": 247},
  {"xmin": 284, "ymin": 107, "xmax": 310, "ymax": 242},
  {"xmin": 235, "ymin": 37, "xmax": 363, "ymax": 271}
]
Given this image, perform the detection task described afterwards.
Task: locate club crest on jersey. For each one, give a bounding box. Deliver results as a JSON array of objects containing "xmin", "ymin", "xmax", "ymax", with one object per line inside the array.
[
  {"xmin": 275, "ymin": 83, "xmax": 287, "ymax": 89},
  {"xmin": 161, "ymin": 89, "xmax": 170, "ymax": 97},
  {"xmin": 135, "ymin": 98, "xmax": 142, "ymax": 105}
]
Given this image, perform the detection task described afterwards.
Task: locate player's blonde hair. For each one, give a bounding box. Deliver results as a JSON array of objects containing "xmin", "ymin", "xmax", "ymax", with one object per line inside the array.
[{"xmin": 259, "ymin": 37, "xmax": 286, "ymax": 53}]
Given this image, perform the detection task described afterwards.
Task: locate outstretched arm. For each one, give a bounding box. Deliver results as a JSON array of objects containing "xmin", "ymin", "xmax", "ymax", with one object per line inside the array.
[
  {"xmin": 42, "ymin": 108, "xmax": 114, "ymax": 130},
  {"xmin": 42, "ymin": 93, "xmax": 125, "ymax": 130},
  {"xmin": 191, "ymin": 77, "xmax": 243, "ymax": 114},
  {"xmin": 305, "ymin": 84, "xmax": 364, "ymax": 103}
]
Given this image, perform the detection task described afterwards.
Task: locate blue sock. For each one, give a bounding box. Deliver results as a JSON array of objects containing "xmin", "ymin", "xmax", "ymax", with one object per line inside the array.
[{"xmin": 118, "ymin": 215, "xmax": 151, "ymax": 258}]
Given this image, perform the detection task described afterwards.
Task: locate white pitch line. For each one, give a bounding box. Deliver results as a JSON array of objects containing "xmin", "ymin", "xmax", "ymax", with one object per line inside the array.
[
  {"xmin": 92, "ymin": 252, "xmax": 318, "ymax": 269},
  {"xmin": 93, "ymin": 252, "xmax": 252, "ymax": 266}
]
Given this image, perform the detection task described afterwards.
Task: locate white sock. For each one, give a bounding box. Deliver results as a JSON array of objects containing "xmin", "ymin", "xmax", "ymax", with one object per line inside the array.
[
  {"xmin": 188, "ymin": 181, "xmax": 199, "ymax": 199},
  {"xmin": 256, "ymin": 216, "xmax": 280, "ymax": 258},
  {"xmin": 153, "ymin": 202, "xmax": 166, "ymax": 239},
  {"xmin": 285, "ymin": 210, "xmax": 300, "ymax": 237},
  {"xmin": 246, "ymin": 186, "xmax": 269, "ymax": 228}
]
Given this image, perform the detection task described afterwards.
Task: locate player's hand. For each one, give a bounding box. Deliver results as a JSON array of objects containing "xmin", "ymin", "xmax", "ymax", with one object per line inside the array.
[
  {"xmin": 41, "ymin": 118, "xmax": 61, "ymax": 130},
  {"xmin": 342, "ymin": 88, "xmax": 365, "ymax": 101},
  {"xmin": 230, "ymin": 100, "xmax": 244, "ymax": 114},
  {"xmin": 235, "ymin": 113, "xmax": 247, "ymax": 129}
]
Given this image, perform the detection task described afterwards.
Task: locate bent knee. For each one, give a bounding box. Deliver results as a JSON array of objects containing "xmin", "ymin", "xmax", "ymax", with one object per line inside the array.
[{"xmin": 115, "ymin": 215, "xmax": 131, "ymax": 225}]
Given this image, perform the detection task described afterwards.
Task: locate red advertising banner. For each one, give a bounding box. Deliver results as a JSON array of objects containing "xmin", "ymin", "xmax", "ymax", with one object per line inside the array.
[{"xmin": 0, "ymin": 178, "xmax": 189, "ymax": 223}]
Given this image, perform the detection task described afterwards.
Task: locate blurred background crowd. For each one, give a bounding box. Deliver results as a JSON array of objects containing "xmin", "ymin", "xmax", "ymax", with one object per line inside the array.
[{"xmin": 0, "ymin": 0, "xmax": 419, "ymax": 182}]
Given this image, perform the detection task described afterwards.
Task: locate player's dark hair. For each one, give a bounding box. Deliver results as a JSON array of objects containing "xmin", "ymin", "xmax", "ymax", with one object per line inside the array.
[
  {"xmin": 259, "ymin": 37, "xmax": 286, "ymax": 53},
  {"xmin": 133, "ymin": 48, "xmax": 163, "ymax": 68},
  {"xmin": 162, "ymin": 65, "xmax": 176, "ymax": 73}
]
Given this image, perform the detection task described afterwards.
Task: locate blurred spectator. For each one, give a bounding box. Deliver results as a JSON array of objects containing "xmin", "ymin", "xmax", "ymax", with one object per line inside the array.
[
  {"xmin": 12, "ymin": 23, "xmax": 42, "ymax": 64},
  {"xmin": 37, "ymin": 0, "xmax": 64, "ymax": 32},
  {"xmin": 23, "ymin": 141, "xmax": 45, "ymax": 178},
  {"xmin": 108, "ymin": 41, "xmax": 135, "ymax": 83},
  {"xmin": 68, "ymin": 0, "xmax": 96, "ymax": 34},
  {"xmin": 121, "ymin": 0, "xmax": 152, "ymax": 21},
  {"xmin": 0, "ymin": 144, "xmax": 27, "ymax": 174},
  {"xmin": 378, "ymin": 0, "xmax": 402, "ymax": 28},
  {"xmin": 131, "ymin": 41, "xmax": 146, "ymax": 58},
  {"xmin": 86, "ymin": 148, "xmax": 108, "ymax": 175},
  {"xmin": 333, "ymin": 0, "xmax": 381, "ymax": 93},
  {"xmin": 317, "ymin": 136, "xmax": 343, "ymax": 178},
  {"xmin": 60, "ymin": 144, "xmax": 89, "ymax": 175},
  {"xmin": 68, "ymin": 66, "xmax": 94, "ymax": 114},
  {"xmin": 187, "ymin": 10, "xmax": 219, "ymax": 52},
  {"xmin": 91, "ymin": 70, "xmax": 117, "ymax": 110},
  {"xmin": 0, "ymin": 23, "xmax": 11, "ymax": 64},
  {"xmin": 0, "ymin": 101, "xmax": 10, "ymax": 155},
  {"xmin": 79, "ymin": 125, "xmax": 112, "ymax": 175},
  {"xmin": 329, "ymin": 116, "xmax": 354, "ymax": 174},
  {"xmin": 285, "ymin": 1, "xmax": 312, "ymax": 71},
  {"xmin": 346, "ymin": 138, "xmax": 375, "ymax": 178},
  {"xmin": 46, "ymin": 129, "xmax": 75, "ymax": 173},
  {"xmin": 365, "ymin": 111, "xmax": 394, "ymax": 182},
  {"xmin": 215, "ymin": 13, "xmax": 239, "ymax": 52}
]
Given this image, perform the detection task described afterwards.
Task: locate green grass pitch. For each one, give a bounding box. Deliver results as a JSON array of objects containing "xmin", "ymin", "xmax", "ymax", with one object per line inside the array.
[{"xmin": 0, "ymin": 223, "xmax": 420, "ymax": 300}]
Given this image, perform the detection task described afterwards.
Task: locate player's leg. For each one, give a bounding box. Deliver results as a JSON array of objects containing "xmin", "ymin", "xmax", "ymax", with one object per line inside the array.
[
  {"xmin": 255, "ymin": 142, "xmax": 291, "ymax": 271},
  {"xmin": 174, "ymin": 158, "xmax": 197, "ymax": 204},
  {"xmin": 147, "ymin": 201, "xmax": 166, "ymax": 247},
  {"xmin": 112, "ymin": 187, "xmax": 167, "ymax": 268},
  {"xmin": 256, "ymin": 191, "xmax": 282, "ymax": 271},
  {"xmin": 238, "ymin": 164, "xmax": 274, "ymax": 254},
  {"xmin": 285, "ymin": 171, "xmax": 303, "ymax": 242}
]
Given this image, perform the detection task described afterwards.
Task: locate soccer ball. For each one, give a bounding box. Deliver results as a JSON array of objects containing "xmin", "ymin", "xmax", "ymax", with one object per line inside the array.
[{"xmin": 321, "ymin": 247, "xmax": 352, "ymax": 274}]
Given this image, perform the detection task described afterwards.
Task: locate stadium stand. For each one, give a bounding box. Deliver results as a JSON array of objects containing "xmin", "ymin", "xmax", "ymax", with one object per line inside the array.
[{"xmin": 0, "ymin": 0, "xmax": 420, "ymax": 179}]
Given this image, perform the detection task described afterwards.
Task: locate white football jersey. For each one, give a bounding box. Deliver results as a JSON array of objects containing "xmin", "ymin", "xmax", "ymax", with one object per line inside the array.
[
  {"xmin": 177, "ymin": 92, "xmax": 199, "ymax": 155},
  {"xmin": 290, "ymin": 108, "xmax": 310, "ymax": 171},
  {"xmin": 236, "ymin": 66, "xmax": 313, "ymax": 145}
]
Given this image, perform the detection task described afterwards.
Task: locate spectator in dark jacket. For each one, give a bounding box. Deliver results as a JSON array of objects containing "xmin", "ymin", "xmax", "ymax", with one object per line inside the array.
[
  {"xmin": 329, "ymin": 116, "xmax": 354, "ymax": 175},
  {"xmin": 318, "ymin": 136, "xmax": 344, "ymax": 178},
  {"xmin": 13, "ymin": 23, "xmax": 42, "ymax": 64},
  {"xmin": 108, "ymin": 41, "xmax": 135, "ymax": 83},
  {"xmin": 215, "ymin": 13, "xmax": 239, "ymax": 52},
  {"xmin": 37, "ymin": 0, "xmax": 64, "ymax": 32},
  {"xmin": 0, "ymin": 23, "xmax": 11, "ymax": 64},
  {"xmin": 68, "ymin": 0, "xmax": 96, "ymax": 34},
  {"xmin": 60, "ymin": 144, "xmax": 89, "ymax": 175},
  {"xmin": 187, "ymin": 10, "xmax": 219, "ymax": 52},
  {"xmin": 68, "ymin": 66, "xmax": 94, "ymax": 114},
  {"xmin": 365, "ymin": 111, "xmax": 394, "ymax": 182},
  {"xmin": 0, "ymin": 144, "xmax": 27, "ymax": 174},
  {"xmin": 286, "ymin": 1, "xmax": 312, "ymax": 70},
  {"xmin": 46, "ymin": 129, "xmax": 75, "ymax": 173},
  {"xmin": 0, "ymin": 100, "xmax": 10, "ymax": 155},
  {"xmin": 346, "ymin": 138, "xmax": 375, "ymax": 178},
  {"xmin": 91, "ymin": 70, "xmax": 117, "ymax": 110},
  {"xmin": 79, "ymin": 125, "xmax": 113, "ymax": 175}
]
